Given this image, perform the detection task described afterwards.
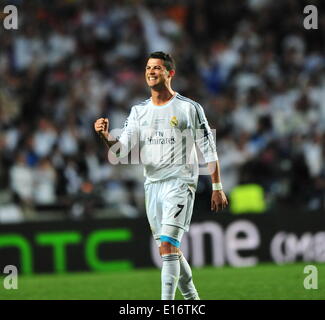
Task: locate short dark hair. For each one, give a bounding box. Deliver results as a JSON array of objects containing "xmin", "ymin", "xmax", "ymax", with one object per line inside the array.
[{"xmin": 148, "ymin": 51, "xmax": 176, "ymax": 71}]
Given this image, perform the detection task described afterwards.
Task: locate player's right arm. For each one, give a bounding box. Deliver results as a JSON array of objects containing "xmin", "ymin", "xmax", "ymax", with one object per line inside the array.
[
  {"xmin": 94, "ymin": 118, "xmax": 118, "ymax": 149},
  {"xmin": 94, "ymin": 107, "xmax": 139, "ymax": 157}
]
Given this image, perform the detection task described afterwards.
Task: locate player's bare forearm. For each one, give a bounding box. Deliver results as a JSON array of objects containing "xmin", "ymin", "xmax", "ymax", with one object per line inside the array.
[
  {"xmin": 207, "ymin": 160, "xmax": 221, "ymax": 183},
  {"xmin": 94, "ymin": 117, "xmax": 118, "ymax": 150},
  {"xmin": 207, "ymin": 161, "xmax": 228, "ymax": 211},
  {"xmin": 99, "ymin": 132, "xmax": 118, "ymax": 149}
]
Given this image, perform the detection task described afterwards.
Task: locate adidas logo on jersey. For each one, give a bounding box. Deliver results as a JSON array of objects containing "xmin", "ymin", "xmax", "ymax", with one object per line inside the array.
[{"xmin": 141, "ymin": 120, "xmax": 148, "ymax": 126}]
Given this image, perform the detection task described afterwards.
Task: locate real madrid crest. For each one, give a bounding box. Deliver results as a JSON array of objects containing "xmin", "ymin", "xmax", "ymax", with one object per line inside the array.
[{"xmin": 170, "ymin": 116, "xmax": 178, "ymax": 127}]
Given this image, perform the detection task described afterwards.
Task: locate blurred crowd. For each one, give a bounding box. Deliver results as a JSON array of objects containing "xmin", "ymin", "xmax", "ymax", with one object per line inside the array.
[{"xmin": 0, "ymin": 0, "xmax": 325, "ymax": 222}]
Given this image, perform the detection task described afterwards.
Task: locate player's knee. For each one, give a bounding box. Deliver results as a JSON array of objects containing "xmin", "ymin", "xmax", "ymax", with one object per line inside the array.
[
  {"xmin": 159, "ymin": 242, "xmax": 179, "ymax": 256},
  {"xmin": 159, "ymin": 239, "xmax": 179, "ymax": 256}
]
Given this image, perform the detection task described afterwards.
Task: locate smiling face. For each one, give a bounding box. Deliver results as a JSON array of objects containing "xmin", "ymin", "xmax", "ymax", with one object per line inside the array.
[{"xmin": 145, "ymin": 58, "xmax": 174, "ymax": 89}]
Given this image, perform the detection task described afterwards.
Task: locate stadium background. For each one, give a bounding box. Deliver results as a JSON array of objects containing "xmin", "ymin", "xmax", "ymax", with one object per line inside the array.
[{"xmin": 0, "ymin": 0, "xmax": 325, "ymax": 299}]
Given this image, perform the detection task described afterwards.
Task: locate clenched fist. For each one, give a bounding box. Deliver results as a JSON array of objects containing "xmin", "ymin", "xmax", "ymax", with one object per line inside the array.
[{"xmin": 94, "ymin": 118, "xmax": 109, "ymax": 139}]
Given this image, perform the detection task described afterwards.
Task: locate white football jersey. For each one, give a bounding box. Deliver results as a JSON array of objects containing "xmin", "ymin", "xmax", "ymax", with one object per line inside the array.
[{"xmin": 111, "ymin": 93, "xmax": 218, "ymax": 188}]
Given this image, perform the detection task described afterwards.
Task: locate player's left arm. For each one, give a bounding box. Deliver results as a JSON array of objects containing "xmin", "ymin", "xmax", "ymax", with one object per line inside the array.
[
  {"xmin": 192, "ymin": 102, "xmax": 228, "ymax": 212},
  {"xmin": 207, "ymin": 161, "xmax": 228, "ymax": 212}
]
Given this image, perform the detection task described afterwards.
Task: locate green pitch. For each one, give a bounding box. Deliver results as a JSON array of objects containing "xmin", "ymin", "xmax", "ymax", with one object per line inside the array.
[{"xmin": 0, "ymin": 263, "xmax": 324, "ymax": 300}]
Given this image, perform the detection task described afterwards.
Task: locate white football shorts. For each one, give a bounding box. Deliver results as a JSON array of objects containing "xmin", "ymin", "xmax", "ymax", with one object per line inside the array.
[{"xmin": 144, "ymin": 178, "xmax": 196, "ymax": 247}]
